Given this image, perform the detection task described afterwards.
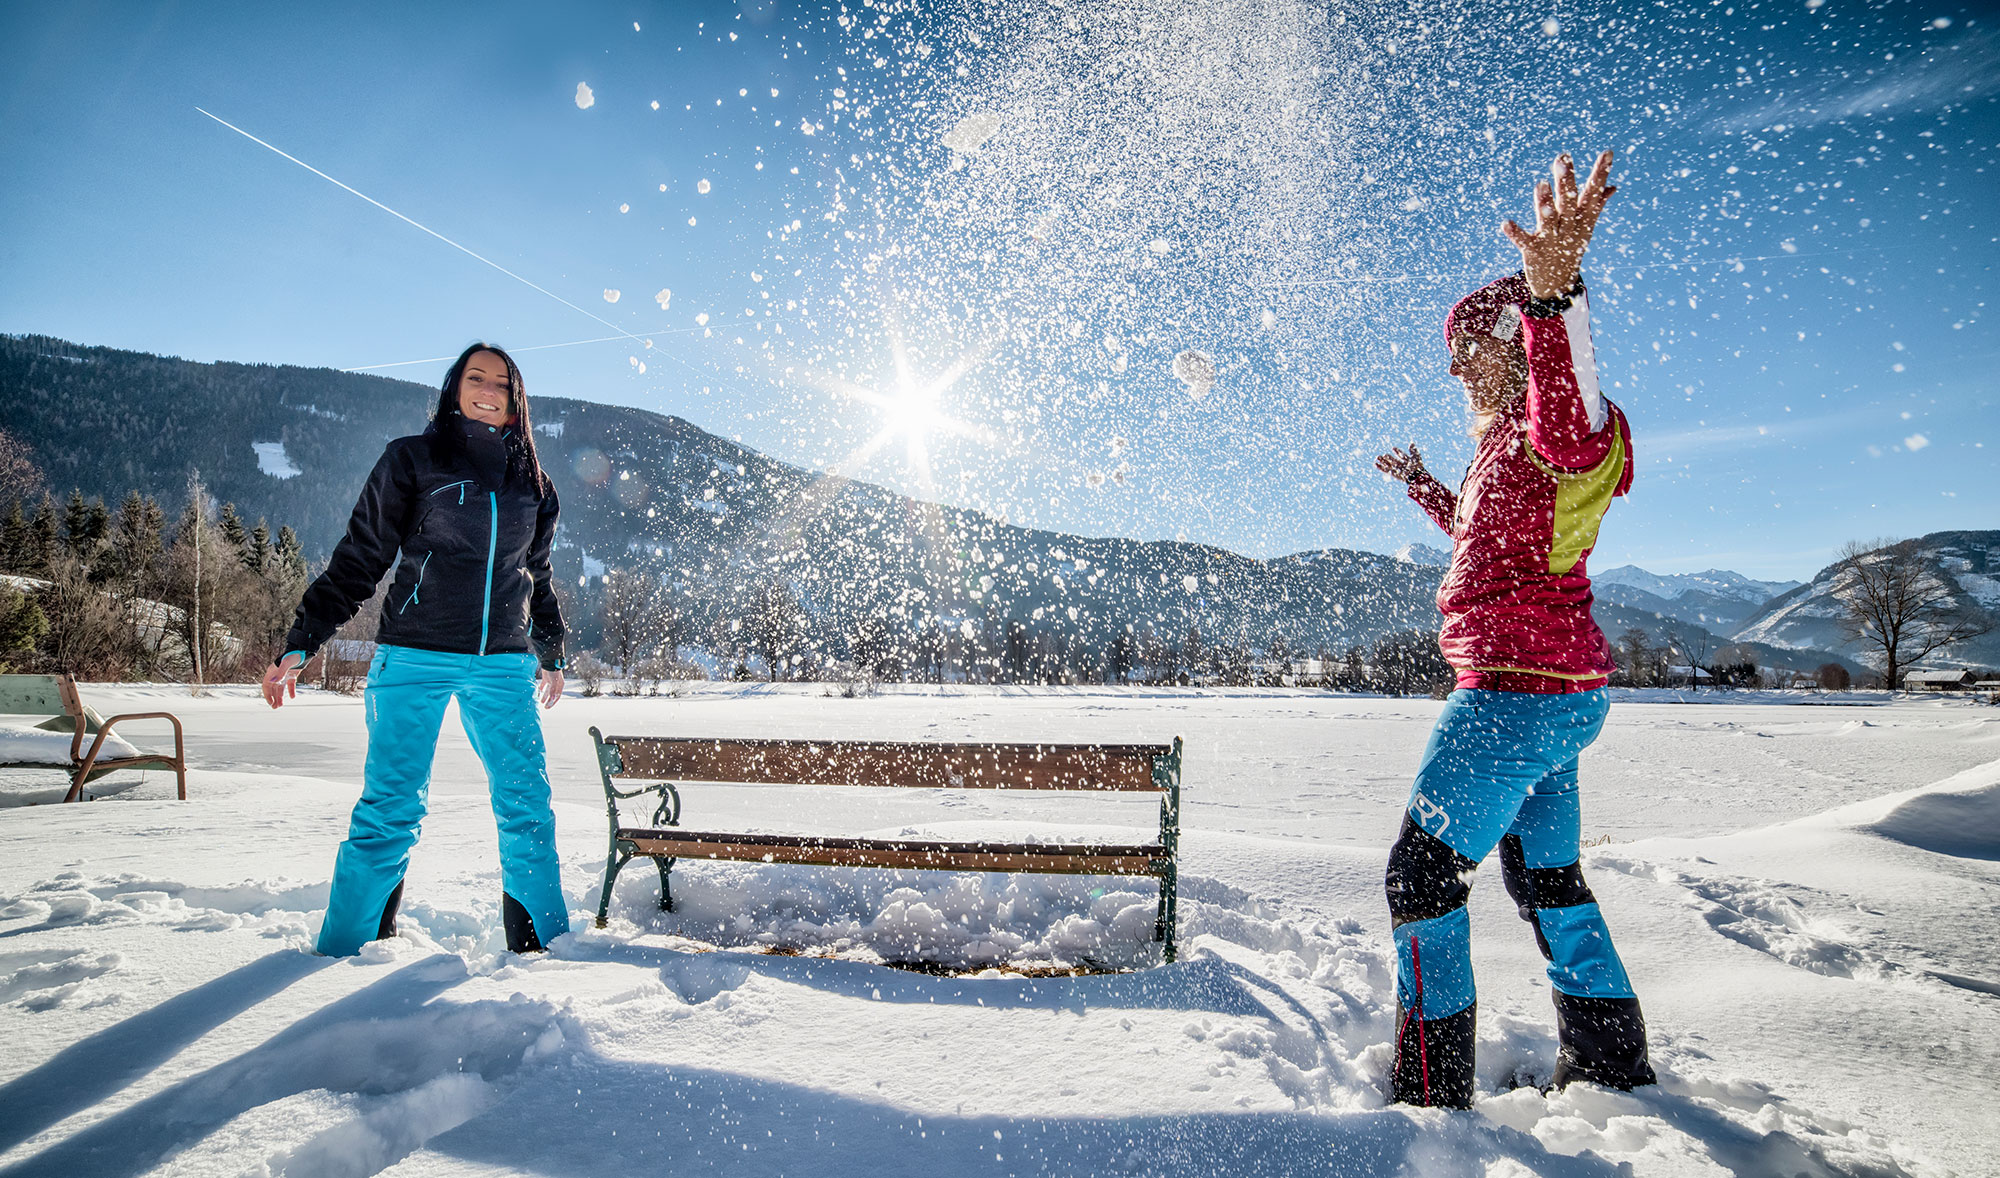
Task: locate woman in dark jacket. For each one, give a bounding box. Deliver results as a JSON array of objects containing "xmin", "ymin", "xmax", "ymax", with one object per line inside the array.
[{"xmin": 261, "ymin": 343, "xmax": 570, "ymax": 956}]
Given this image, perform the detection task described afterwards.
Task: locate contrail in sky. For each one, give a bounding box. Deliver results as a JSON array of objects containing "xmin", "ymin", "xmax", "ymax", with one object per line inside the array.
[
  {"xmin": 343, "ymin": 328, "xmax": 706, "ymax": 373},
  {"xmin": 195, "ymin": 106, "xmax": 655, "ymax": 349}
]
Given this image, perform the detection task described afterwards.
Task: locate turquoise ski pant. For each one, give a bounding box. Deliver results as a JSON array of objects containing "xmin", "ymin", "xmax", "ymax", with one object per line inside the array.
[
  {"xmin": 1389, "ymin": 688, "xmax": 1635, "ymax": 1017},
  {"xmin": 317, "ymin": 645, "xmax": 570, "ymax": 956}
]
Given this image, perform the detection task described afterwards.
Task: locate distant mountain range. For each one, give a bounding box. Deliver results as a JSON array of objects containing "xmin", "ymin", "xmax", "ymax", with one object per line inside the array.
[
  {"xmin": 5, "ymin": 333, "xmax": 1984, "ymax": 676},
  {"xmin": 1590, "ymin": 566, "xmax": 1801, "ymax": 635}
]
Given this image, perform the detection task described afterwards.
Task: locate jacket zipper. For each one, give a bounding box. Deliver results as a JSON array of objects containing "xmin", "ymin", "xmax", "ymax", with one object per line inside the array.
[
  {"xmin": 479, "ymin": 492, "xmax": 498, "ymax": 654},
  {"xmin": 398, "ymin": 551, "xmax": 432, "ymax": 614},
  {"xmin": 431, "ymin": 480, "xmax": 473, "ymax": 504}
]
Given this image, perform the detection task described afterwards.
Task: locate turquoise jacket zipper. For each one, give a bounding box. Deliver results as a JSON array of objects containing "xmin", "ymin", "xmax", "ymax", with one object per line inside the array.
[{"xmin": 479, "ymin": 491, "xmax": 498, "ymax": 654}]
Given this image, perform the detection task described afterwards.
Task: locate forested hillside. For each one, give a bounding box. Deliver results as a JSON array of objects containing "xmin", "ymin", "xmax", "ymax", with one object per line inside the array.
[{"xmin": 2, "ymin": 334, "xmax": 1868, "ymax": 683}]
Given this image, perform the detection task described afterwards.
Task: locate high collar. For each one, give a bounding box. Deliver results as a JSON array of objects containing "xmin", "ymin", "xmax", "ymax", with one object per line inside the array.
[{"xmin": 459, "ymin": 417, "xmax": 514, "ymax": 488}]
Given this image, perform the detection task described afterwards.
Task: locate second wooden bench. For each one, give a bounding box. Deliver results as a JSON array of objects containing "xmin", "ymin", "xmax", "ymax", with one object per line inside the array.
[{"xmin": 589, "ymin": 729, "xmax": 1183, "ymax": 963}]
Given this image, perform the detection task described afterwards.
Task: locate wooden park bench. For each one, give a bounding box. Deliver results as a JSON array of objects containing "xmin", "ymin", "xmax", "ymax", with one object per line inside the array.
[
  {"xmin": 590, "ymin": 729, "xmax": 1184, "ymax": 962},
  {"xmin": 0, "ymin": 673, "xmax": 187, "ymax": 803}
]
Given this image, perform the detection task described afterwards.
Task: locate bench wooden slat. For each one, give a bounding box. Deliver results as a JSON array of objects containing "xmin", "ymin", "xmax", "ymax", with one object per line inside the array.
[
  {"xmin": 620, "ymin": 830, "xmax": 1165, "ymax": 876},
  {"xmin": 603, "ymin": 736, "xmax": 1169, "ymax": 792}
]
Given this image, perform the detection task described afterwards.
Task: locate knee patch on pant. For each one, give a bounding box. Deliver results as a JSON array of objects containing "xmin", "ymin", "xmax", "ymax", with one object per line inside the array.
[
  {"xmin": 1387, "ymin": 815, "xmax": 1478, "ymax": 924},
  {"xmin": 1500, "ymin": 833, "xmax": 1595, "ymax": 956}
]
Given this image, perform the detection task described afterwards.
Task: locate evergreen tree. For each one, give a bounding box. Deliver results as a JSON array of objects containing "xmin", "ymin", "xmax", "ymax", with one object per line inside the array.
[
  {"xmin": 275, "ymin": 525, "xmax": 305, "ymax": 578},
  {"xmin": 27, "ymin": 492, "xmax": 58, "ymax": 576},
  {"xmin": 63, "ymin": 490, "xmax": 92, "ymax": 553},
  {"xmin": 246, "ymin": 519, "xmax": 272, "ymax": 573},
  {"xmin": 106, "ymin": 490, "xmax": 165, "ymax": 593},
  {"xmin": 218, "ymin": 502, "xmax": 248, "ymax": 551},
  {"xmin": 0, "ymin": 582, "xmax": 49, "ymax": 672},
  {"xmin": 0, "ymin": 501, "xmax": 29, "ymax": 573}
]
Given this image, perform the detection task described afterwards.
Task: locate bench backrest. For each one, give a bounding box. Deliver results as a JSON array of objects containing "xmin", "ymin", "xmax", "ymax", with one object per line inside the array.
[
  {"xmin": 593, "ymin": 733, "xmax": 1178, "ymax": 792},
  {"xmin": 0, "ymin": 674, "xmax": 78, "ymax": 717}
]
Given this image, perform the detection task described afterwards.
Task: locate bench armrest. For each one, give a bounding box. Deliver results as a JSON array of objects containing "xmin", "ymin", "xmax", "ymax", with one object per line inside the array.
[
  {"xmin": 76, "ymin": 711, "xmax": 186, "ymax": 774},
  {"xmin": 607, "ymin": 780, "xmax": 681, "ymax": 827}
]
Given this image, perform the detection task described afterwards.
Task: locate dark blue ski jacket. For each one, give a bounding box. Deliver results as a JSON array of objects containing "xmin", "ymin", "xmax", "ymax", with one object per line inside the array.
[{"xmin": 281, "ymin": 423, "xmax": 567, "ymax": 670}]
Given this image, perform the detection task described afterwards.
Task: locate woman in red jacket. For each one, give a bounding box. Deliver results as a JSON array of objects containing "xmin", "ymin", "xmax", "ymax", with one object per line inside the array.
[{"xmin": 1374, "ymin": 150, "xmax": 1655, "ymax": 1107}]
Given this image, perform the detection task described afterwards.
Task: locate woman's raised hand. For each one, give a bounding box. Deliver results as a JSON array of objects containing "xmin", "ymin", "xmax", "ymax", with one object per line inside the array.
[
  {"xmin": 262, "ymin": 653, "xmax": 304, "ymax": 709},
  {"xmin": 1501, "ymin": 150, "xmax": 1617, "ymax": 300},
  {"xmin": 1375, "ymin": 445, "xmax": 1428, "ymax": 485}
]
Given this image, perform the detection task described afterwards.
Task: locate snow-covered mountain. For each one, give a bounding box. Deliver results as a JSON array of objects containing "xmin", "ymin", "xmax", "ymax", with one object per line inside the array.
[
  {"xmin": 1593, "ymin": 565, "xmax": 1801, "ymax": 604},
  {"xmin": 1733, "ymin": 531, "xmax": 2000, "ymax": 674},
  {"xmin": 1393, "ymin": 542, "xmax": 1451, "ymax": 567}
]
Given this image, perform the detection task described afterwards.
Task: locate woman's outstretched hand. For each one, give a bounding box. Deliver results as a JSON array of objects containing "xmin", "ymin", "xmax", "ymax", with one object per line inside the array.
[
  {"xmin": 1501, "ymin": 150, "xmax": 1618, "ymax": 300},
  {"xmin": 262, "ymin": 653, "xmax": 304, "ymax": 709},
  {"xmin": 1375, "ymin": 445, "xmax": 1428, "ymax": 485},
  {"xmin": 537, "ymin": 667, "xmax": 565, "ymax": 709}
]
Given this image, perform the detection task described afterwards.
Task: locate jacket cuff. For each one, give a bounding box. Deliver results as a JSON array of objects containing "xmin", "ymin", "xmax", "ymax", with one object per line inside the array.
[
  {"xmin": 277, "ymin": 629, "xmax": 323, "ymax": 666},
  {"xmin": 535, "ymin": 642, "xmax": 567, "ymax": 673},
  {"xmin": 1524, "ymin": 277, "xmax": 1586, "ymax": 319}
]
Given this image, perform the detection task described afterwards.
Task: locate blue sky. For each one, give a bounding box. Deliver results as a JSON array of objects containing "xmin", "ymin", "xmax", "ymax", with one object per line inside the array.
[{"xmin": 2, "ymin": 0, "xmax": 1993, "ymax": 581}]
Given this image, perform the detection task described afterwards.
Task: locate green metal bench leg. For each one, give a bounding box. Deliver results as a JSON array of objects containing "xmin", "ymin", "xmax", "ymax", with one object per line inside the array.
[
  {"xmin": 1158, "ymin": 862, "xmax": 1179, "ymax": 964},
  {"xmin": 656, "ymin": 856, "xmax": 676, "ymax": 912},
  {"xmin": 596, "ymin": 846, "xmax": 633, "ymax": 928}
]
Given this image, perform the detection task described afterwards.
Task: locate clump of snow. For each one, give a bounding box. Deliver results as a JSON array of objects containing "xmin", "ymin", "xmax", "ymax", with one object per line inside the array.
[
  {"xmin": 602, "ymin": 289, "xmax": 620, "ymax": 303},
  {"xmin": 1172, "ymin": 350, "xmax": 1216, "ymax": 399},
  {"xmin": 940, "ymin": 111, "xmax": 1001, "ymax": 155},
  {"xmin": 696, "ymin": 178, "xmax": 712, "ymax": 195},
  {"xmin": 574, "ymin": 82, "xmax": 594, "ymax": 109},
  {"xmin": 251, "ymin": 440, "xmax": 301, "ymax": 479},
  {"xmin": 654, "ymin": 289, "xmax": 672, "ymax": 310}
]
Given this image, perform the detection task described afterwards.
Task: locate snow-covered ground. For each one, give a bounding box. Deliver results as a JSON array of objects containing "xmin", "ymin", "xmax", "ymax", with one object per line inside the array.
[{"xmin": 1, "ymin": 684, "xmax": 1995, "ymax": 1177}]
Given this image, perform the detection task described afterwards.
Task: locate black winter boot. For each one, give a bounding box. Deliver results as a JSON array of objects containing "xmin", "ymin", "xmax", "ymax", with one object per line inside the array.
[
  {"xmin": 502, "ymin": 892, "xmax": 545, "ymax": 953},
  {"xmin": 375, "ymin": 880, "xmax": 405, "ymax": 942},
  {"xmin": 1549, "ymin": 993, "xmax": 1656, "ymax": 1091},
  {"xmin": 1389, "ymin": 1003, "xmax": 1477, "ymax": 1108}
]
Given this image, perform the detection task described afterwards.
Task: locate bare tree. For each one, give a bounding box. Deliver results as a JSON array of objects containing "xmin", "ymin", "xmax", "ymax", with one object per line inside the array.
[
  {"xmin": 745, "ymin": 581, "xmax": 804, "ymax": 680},
  {"xmin": 1832, "ymin": 538, "xmax": 1992, "ymax": 691},
  {"xmin": 1667, "ymin": 624, "xmax": 1715, "ymax": 692},
  {"xmin": 600, "ymin": 568, "xmax": 676, "ymax": 673},
  {"xmin": 0, "ymin": 427, "xmax": 42, "ymax": 504}
]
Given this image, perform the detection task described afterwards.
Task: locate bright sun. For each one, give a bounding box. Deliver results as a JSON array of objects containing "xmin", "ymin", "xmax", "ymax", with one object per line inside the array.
[{"xmin": 810, "ymin": 324, "xmax": 997, "ymax": 493}]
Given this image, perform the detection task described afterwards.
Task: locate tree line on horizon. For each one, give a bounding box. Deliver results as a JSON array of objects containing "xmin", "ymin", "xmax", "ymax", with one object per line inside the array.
[
  {"xmin": 0, "ymin": 429, "xmax": 309, "ymax": 681},
  {"xmin": 0, "ymin": 420, "xmax": 1988, "ymax": 694}
]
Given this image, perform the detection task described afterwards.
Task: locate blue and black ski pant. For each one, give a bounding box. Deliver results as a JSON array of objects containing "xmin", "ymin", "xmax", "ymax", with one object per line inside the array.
[
  {"xmin": 316, "ymin": 645, "xmax": 570, "ymax": 957},
  {"xmin": 1384, "ymin": 687, "xmax": 1653, "ymax": 1106}
]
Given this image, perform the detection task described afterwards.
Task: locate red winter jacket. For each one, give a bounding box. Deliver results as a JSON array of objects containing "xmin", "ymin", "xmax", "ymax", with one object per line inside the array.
[{"xmin": 1406, "ymin": 289, "xmax": 1633, "ymax": 691}]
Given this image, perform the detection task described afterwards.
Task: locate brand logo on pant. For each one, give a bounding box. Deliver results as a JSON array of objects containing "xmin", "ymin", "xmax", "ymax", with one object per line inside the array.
[{"xmin": 1411, "ymin": 792, "xmax": 1452, "ymax": 837}]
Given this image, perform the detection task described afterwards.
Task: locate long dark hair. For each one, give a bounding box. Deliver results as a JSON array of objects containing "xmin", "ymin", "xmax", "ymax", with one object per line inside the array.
[{"xmin": 430, "ymin": 342, "xmax": 552, "ymax": 499}]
